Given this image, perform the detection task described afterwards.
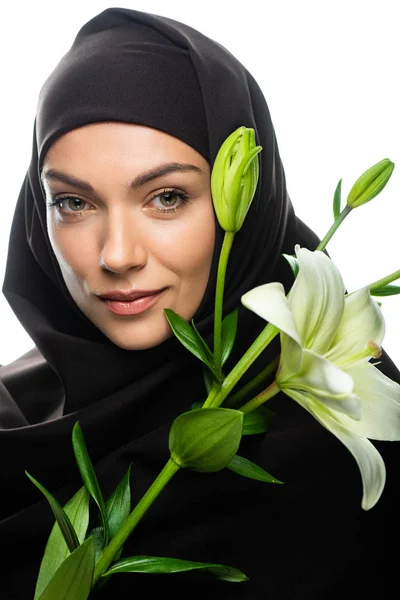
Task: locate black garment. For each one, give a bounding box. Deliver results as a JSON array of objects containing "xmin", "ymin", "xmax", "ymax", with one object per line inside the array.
[{"xmin": 1, "ymin": 8, "xmax": 399, "ymax": 599}]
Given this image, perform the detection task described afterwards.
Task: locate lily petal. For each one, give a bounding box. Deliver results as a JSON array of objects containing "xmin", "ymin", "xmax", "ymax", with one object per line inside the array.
[
  {"xmin": 337, "ymin": 362, "xmax": 400, "ymax": 440},
  {"xmin": 325, "ymin": 287, "xmax": 385, "ymax": 366},
  {"xmin": 279, "ymin": 333, "xmax": 304, "ymax": 381},
  {"xmin": 321, "ymin": 414, "xmax": 386, "ymax": 511},
  {"xmin": 241, "ymin": 282, "xmax": 303, "ymax": 373},
  {"xmin": 241, "ymin": 283, "xmax": 301, "ymax": 344},
  {"xmin": 280, "ymin": 349, "xmax": 361, "ymax": 420},
  {"xmin": 284, "ymin": 388, "xmax": 386, "ymax": 510},
  {"xmin": 289, "ymin": 247, "xmax": 345, "ymax": 355}
]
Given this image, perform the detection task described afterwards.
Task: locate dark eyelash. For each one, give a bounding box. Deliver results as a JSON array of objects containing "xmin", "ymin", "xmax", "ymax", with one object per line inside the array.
[
  {"xmin": 45, "ymin": 197, "xmax": 84, "ymax": 210},
  {"xmin": 46, "ymin": 198, "xmax": 63, "ymax": 208}
]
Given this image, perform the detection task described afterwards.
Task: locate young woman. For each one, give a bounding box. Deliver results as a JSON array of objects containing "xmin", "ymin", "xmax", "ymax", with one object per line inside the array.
[{"xmin": 1, "ymin": 7, "xmax": 399, "ymax": 598}]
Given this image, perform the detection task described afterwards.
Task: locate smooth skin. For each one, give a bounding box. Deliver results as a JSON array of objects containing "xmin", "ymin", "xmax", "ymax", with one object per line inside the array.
[{"xmin": 42, "ymin": 122, "xmax": 216, "ymax": 350}]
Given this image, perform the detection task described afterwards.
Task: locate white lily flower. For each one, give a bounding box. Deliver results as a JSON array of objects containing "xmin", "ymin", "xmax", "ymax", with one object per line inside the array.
[{"xmin": 241, "ymin": 245, "xmax": 400, "ymax": 510}]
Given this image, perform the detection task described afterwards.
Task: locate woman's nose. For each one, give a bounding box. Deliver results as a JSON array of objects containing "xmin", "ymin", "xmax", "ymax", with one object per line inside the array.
[{"xmin": 99, "ymin": 210, "xmax": 148, "ymax": 273}]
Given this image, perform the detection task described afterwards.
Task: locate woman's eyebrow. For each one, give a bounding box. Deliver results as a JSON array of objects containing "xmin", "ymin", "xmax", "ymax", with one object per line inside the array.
[
  {"xmin": 41, "ymin": 162, "xmax": 204, "ymax": 191},
  {"xmin": 130, "ymin": 162, "xmax": 203, "ymax": 189}
]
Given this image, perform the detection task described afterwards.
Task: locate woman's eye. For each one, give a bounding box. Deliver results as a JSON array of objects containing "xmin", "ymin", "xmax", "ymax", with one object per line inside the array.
[
  {"xmin": 150, "ymin": 189, "xmax": 190, "ymax": 212},
  {"xmin": 63, "ymin": 197, "xmax": 87, "ymax": 211},
  {"xmin": 47, "ymin": 196, "xmax": 91, "ymax": 216}
]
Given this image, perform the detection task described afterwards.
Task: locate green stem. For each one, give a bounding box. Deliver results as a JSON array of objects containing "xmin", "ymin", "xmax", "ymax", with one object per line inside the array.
[
  {"xmin": 368, "ymin": 268, "xmax": 400, "ymax": 292},
  {"xmin": 92, "ymin": 458, "xmax": 180, "ymax": 586},
  {"xmin": 202, "ymin": 379, "xmax": 221, "ymax": 408},
  {"xmin": 203, "ymin": 323, "xmax": 279, "ymax": 409},
  {"xmin": 239, "ymin": 380, "xmax": 281, "ymax": 413},
  {"xmin": 316, "ymin": 204, "xmax": 353, "ymax": 251},
  {"xmin": 223, "ymin": 355, "xmax": 280, "ymax": 408},
  {"xmin": 213, "ymin": 231, "xmax": 235, "ymax": 377}
]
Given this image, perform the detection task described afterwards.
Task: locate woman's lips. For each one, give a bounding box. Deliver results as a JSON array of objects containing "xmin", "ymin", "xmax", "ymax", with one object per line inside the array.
[{"xmin": 99, "ymin": 289, "xmax": 165, "ymax": 316}]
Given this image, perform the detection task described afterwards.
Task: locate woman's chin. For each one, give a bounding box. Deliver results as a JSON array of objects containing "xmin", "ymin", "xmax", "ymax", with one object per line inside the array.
[{"xmin": 96, "ymin": 321, "xmax": 174, "ymax": 351}]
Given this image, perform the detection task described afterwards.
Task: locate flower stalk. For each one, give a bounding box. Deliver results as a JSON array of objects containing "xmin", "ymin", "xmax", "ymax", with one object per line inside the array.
[
  {"xmin": 239, "ymin": 380, "xmax": 281, "ymax": 414},
  {"xmin": 210, "ymin": 126, "xmax": 262, "ymax": 376},
  {"xmin": 316, "ymin": 204, "xmax": 352, "ymax": 251},
  {"xmin": 223, "ymin": 355, "xmax": 280, "ymax": 408},
  {"xmin": 203, "ymin": 323, "xmax": 279, "ymax": 409},
  {"xmin": 368, "ymin": 268, "xmax": 400, "ymax": 293},
  {"xmin": 317, "ymin": 158, "xmax": 394, "ymax": 252},
  {"xmin": 92, "ymin": 458, "xmax": 180, "ymax": 586},
  {"xmin": 213, "ymin": 231, "xmax": 235, "ymax": 376}
]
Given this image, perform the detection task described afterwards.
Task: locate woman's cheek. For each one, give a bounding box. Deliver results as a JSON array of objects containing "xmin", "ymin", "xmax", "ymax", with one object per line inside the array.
[
  {"xmin": 47, "ymin": 222, "xmax": 94, "ymax": 277},
  {"xmin": 150, "ymin": 217, "xmax": 215, "ymax": 275}
]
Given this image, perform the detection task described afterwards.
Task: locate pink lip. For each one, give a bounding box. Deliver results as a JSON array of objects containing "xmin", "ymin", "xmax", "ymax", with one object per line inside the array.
[
  {"xmin": 99, "ymin": 288, "xmax": 164, "ymax": 301},
  {"xmin": 99, "ymin": 289, "xmax": 165, "ymax": 316}
]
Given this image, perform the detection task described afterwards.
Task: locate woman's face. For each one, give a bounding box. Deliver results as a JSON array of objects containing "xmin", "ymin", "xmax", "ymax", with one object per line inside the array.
[{"xmin": 42, "ymin": 122, "xmax": 215, "ymax": 350}]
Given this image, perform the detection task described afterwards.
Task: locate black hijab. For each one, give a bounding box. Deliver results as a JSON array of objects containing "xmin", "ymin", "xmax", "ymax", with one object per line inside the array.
[{"xmin": 1, "ymin": 8, "xmax": 399, "ymax": 599}]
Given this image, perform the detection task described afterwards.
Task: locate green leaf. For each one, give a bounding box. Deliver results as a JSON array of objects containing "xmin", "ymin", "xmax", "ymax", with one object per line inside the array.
[
  {"xmin": 221, "ymin": 309, "xmax": 238, "ymax": 366},
  {"xmin": 242, "ymin": 406, "xmax": 275, "ymax": 435},
  {"xmin": 103, "ymin": 555, "xmax": 248, "ymax": 582},
  {"xmin": 89, "ymin": 526, "xmax": 105, "ymax": 562},
  {"xmin": 164, "ymin": 309, "xmax": 216, "ymax": 373},
  {"xmin": 39, "ymin": 537, "xmax": 95, "ymax": 600},
  {"xmin": 191, "ymin": 319, "xmax": 214, "ymax": 363},
  {"xmin": 169, "ymin": 408, "xmax": 243, "ymax": 472},
  {"xmin": 282, "ymin": 253, "xmax": 299, "ymax": 278},
  {"xmin": 83, "ymin": 469, "xmax": 132, "ymax": 563},
  {"xmin": 106, "ymin": 465, "xmax": 132, "ymax": 539},
  {"xmin": 72, "ymin": 422, "xmax": 109, "ymax": 547},
  {"xmin": 370, "ymin": 284, "xmax": 400, "ymax": 296},
  {"xmin": 227, "ymin": 454, "xmax": 283, "ymax": 484},
  {"xmin": 26, "ymin": 472, "xmax": 80, "ymax": 553},
  {"xmin": 88, "ymin": 465, "xmax": 132, "ymax": 560},
  {"xmin": 34, "ymin": 487, "xmax": 90, "ymax": 600},
  {"xmin": 333, "ymin": 178, "xmax": 342, "ymax": 221}
]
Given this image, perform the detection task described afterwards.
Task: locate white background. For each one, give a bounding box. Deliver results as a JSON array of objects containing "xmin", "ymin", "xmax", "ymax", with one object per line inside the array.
[{"xmin": 0, "ymin": 0, "xmax": 399, "ymax": 366}]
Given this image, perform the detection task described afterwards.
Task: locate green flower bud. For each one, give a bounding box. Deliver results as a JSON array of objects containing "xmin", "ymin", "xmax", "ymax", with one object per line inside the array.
[
  {"xmin": 346, "ymin": 158, "xmax": 395, "ymax": 208},
  {"xmin": 169, "ymin": 408, "xmax": 243, "ymax": 472},
  {"xmin": 211, "ymin": 126, "xmax": 262, "ymax": 232}
]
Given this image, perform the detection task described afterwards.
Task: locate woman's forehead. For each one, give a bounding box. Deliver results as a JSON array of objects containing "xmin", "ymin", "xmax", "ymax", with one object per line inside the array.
[{"xmin": 41, "ymin": 122, "xmax": 211, "ymax": 177}]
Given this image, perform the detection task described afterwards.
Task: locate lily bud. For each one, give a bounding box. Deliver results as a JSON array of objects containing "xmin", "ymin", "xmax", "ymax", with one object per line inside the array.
[
  {"xmin": 211, "ymin": 126, "xmax": 262, "ymax": 232},
  {"xmin": 169, "ymin": 408, "xmax": 243, "ymax": 472},
  {"xmin": 346, "ymin": 158, "xmax": 394, "ymax": 209}
]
